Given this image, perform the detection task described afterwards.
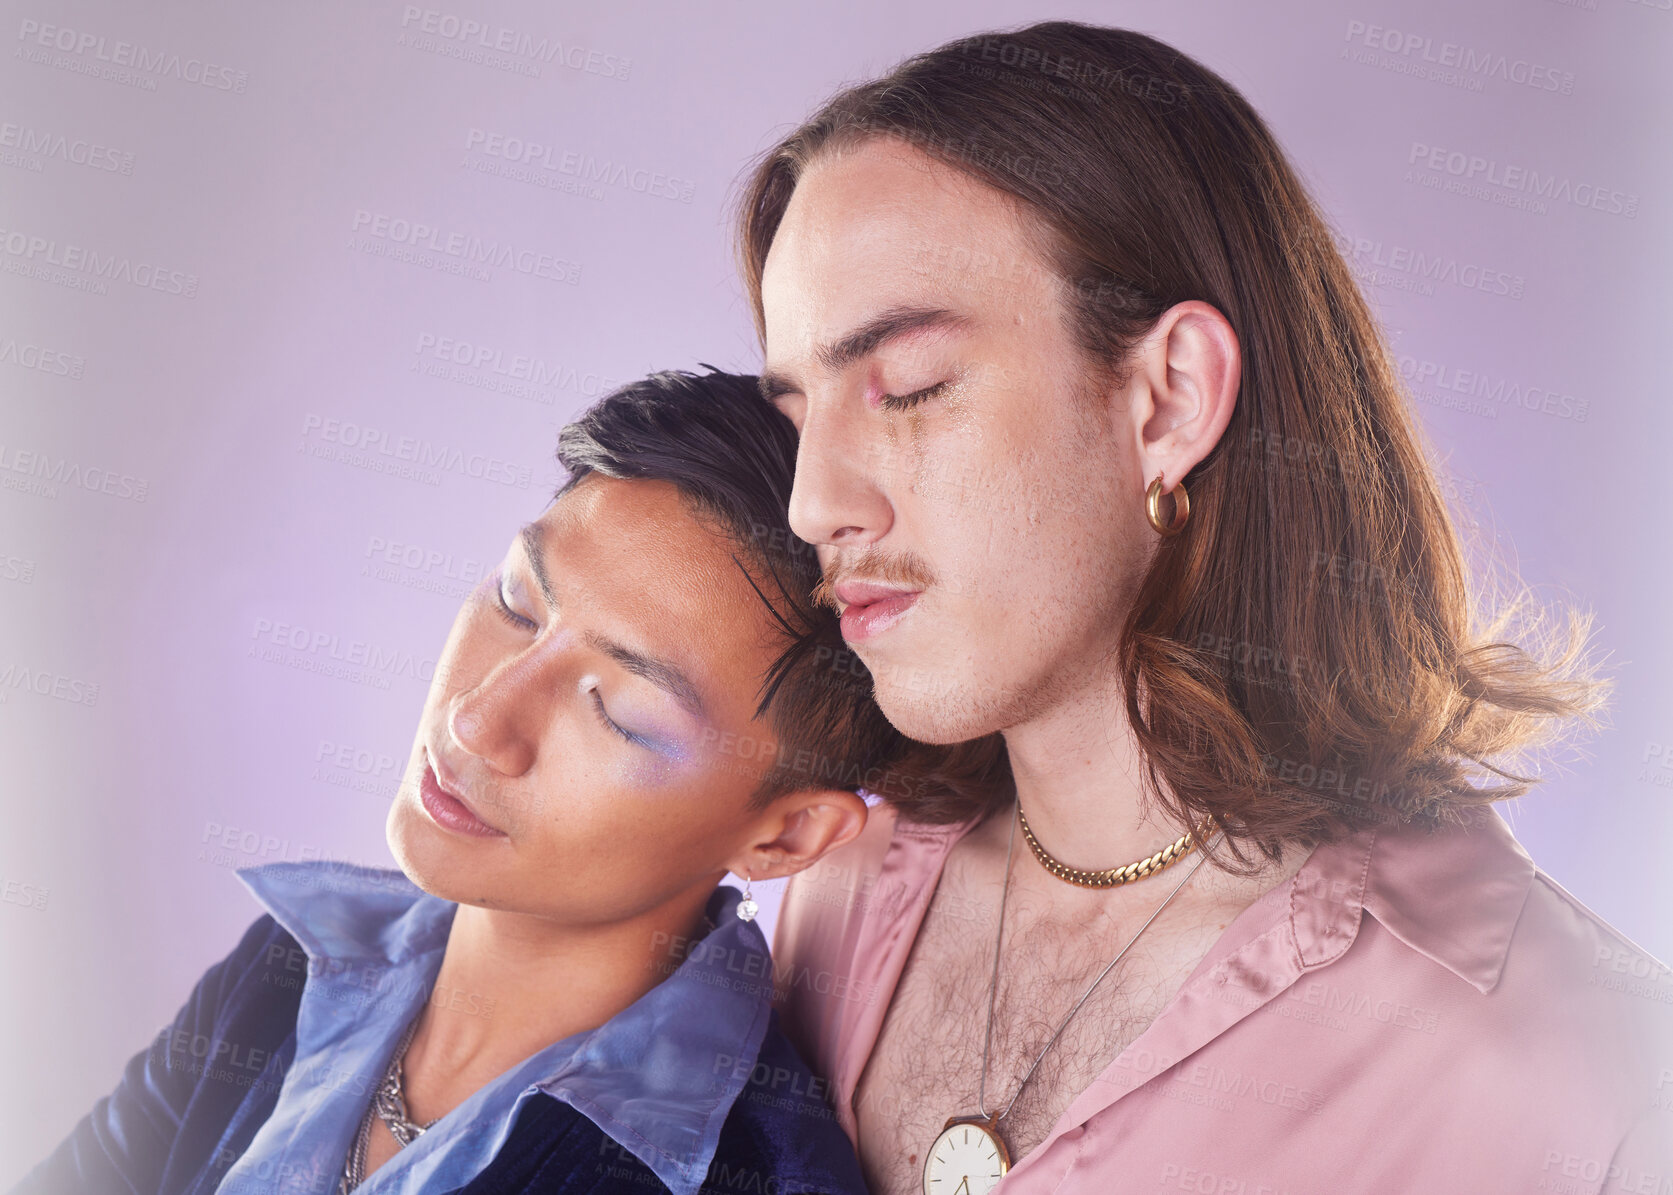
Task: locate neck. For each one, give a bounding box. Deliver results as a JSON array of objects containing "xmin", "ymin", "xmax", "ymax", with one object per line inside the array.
[
  {"xmin": 995, "ymin": 658, "xmax": 1308, "ymax": 905},
  {"xmin": 402, "ymin": 883, "xmax": 716, "ymax": 1100},
  {"xmin": 1001, "ymin": 663, "xmax": 1182, "ymax": 868}
]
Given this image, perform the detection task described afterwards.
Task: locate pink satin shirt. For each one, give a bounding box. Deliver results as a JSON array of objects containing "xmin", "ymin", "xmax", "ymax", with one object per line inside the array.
[{"xmin": 772, "ymin": 803, "xmax": 1673, "ymax": 1194}]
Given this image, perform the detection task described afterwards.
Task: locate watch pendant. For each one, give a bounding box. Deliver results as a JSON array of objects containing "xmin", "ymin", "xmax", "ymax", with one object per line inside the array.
[{"xmin": 922, "ymin": 1115, "xmax": 1010, "ymax": 1195}]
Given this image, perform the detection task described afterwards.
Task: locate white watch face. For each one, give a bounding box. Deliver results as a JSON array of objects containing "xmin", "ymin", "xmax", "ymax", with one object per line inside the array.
[{"xmin": 923, "ymin": 1121, "xmax": 1008, "ymax": 1195}]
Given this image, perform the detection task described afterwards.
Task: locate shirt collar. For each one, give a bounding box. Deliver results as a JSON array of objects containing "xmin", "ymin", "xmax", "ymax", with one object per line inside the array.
[
  {"xmin": 1295, "ymin": 805, "xmax": 1537, "ymax": 994},
  {"xmin": 534, "ymin": 883, "xmax": 773, "ymax": 1195},
  {"xmin": 236, "ymin": 859, "xmax": 451, "ymax": 962},
  {"xmin": 235, "ymin": 862, "xmax": 772, "ymax": 1195}
]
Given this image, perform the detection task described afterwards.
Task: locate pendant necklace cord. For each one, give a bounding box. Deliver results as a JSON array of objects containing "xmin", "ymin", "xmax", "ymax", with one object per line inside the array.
[
  {"xmin": 974, "ymin": 808, "xmax": 1020, "ymax": 1121},
  {"xmin": 976, "ymin": 804, "xmax": 1219, "ymax": 1127}
]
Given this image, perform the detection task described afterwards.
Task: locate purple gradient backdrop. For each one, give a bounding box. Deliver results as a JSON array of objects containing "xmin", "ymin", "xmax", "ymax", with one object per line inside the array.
[{"xmin": 2, "ymin": 0, "xmax": 1669, "ymax": 1180}]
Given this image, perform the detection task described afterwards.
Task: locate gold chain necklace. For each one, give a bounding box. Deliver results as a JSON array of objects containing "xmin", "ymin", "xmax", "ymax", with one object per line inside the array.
[{"xmin": 1017, "ymin": 803, "xmax": 1211, "ymax": 887}]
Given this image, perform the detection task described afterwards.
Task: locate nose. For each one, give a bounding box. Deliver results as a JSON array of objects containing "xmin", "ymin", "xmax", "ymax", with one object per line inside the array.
[
  {"xmin": 787, "ymin": 400, "xmax": 894, "ymax": 550},
  {"xmin": 446, "ymin": 648, "xmax": 556, "ymax": 778}
]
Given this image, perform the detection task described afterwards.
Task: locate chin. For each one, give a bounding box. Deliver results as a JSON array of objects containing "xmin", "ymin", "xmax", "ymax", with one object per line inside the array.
[
  {"xmin": 385, "ymin": 790, "xmax": 491, "ymax": 904},
  {"xmin": 862, "ymin": 622, "xmax": 1027, "ymax": 743},
  {"xmin": 871, "ymin": 676, "xmax": 1009, "ymax": 745}
]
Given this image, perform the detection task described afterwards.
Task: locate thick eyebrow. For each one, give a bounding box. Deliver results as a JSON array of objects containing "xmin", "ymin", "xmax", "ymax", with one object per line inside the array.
[
  {"xmin": 583, "ymin": 631, "xmax": 708, "ymax": 722},
  {"xmin": 758, "ymin": 305, "xmax": 973, "ymax": 403},
  {"xmin": 517, "ymin": 522, "xmax": 708, "ymax": 722},
  {"xmin": 519, "ymin": 522, "xmax": 556, "ymax": 610}
]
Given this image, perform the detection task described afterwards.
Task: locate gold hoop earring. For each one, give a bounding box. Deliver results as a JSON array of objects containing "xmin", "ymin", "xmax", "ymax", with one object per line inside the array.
[{"xmin": 1145, "ymin": 471, "xmax": 1190, "ymax": 536}]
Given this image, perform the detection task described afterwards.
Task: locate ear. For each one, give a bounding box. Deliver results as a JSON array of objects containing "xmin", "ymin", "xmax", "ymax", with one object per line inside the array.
[
  {"xmin": 727, "ymin": 789, "xmax": 869, "ymax": 882},
  {"xmin": 1123, "ymin": 299, "xmax": 1241, "ymax": 493}
]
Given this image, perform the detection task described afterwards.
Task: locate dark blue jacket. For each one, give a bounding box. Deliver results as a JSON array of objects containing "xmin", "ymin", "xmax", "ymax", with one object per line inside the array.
[{"xmin": 15, "ymin": 914, "xmax": 865, "ymax": 1195}]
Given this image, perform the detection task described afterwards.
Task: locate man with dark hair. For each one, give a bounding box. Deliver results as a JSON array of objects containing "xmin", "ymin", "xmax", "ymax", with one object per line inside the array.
[
  {"xmin": 740, "ymin": 21, "xmax": 1673, "ymax": 1195},
  {"xmin": 551, "ymin": 367, "xmax": 935, "ymax": 811},
  {"xmin": 17, "ymin": 367, "xmax": 913, "ymax": 1195}
]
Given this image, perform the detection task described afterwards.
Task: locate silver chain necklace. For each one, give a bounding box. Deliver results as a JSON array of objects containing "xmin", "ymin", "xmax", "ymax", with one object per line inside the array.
[
  {"xmin": 921, "ymin": 806, "xmax": 1218, "ymax": 1195},
  {"xmin": 340, "ymin": 1014, "xmax": 439, "ymax": 1193},
  {"xmin": 335, "ymin": 909, "xmax": 721, "ymax": 1192}
]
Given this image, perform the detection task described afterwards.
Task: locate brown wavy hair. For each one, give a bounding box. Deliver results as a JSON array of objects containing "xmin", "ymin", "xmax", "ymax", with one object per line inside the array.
[{"xmin": 732, "ymin": 21, "xmax": 1610, "ymax": 870}]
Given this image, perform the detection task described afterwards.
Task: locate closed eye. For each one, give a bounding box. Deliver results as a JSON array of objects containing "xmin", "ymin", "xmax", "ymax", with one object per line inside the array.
[
  {"xmin": 493, "ymin": 573, "xmax": 537, "ymax": 631},
  {"xmin": 878, "ymin": 380, "xmax": 950, "ymax": 413},
  {"xmin": 590, "ymin": 689, "xmax": 654, "ymax": 751}
]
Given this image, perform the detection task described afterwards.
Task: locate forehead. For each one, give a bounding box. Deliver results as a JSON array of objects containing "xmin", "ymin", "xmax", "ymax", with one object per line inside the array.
[
  {"xmin": 760, "ymin": 137, "xmax": 1056, "ymax": 360},
  {"xmin": 538, "ymin": 476, "xmax": 779, "ymax": 716}
]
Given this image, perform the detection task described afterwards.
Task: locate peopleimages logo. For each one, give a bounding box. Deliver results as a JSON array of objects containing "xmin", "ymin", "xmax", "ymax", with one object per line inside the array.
[
  {"xmin": 0, "ymin": 659, "xmax": 99, "ymax": 706},
  {"xmin": 249, "ymin": 616, "xmax": 440, "ymax": 686},
  {"xmin": 1342, "ymin": 19, "xmax": 1575, "ymax": 94},
  {"xmin": 15, "ymin": 18, "xmax": 250, "ymax": 92},
  {"xmin": 0, "ymin": 121, "xmax": 135, "ymax": 174},
  {"xmin": 396, "ymin": 8, "xmax": 631, "ymax": 80},
  {"xmin": 0, "ymin": 336, "xmax": 84, "ymax": 379},
  {"xmin": 349, "ymin": 210, "xmax": 581, "ymax": 286},
  {"xmin": 0, "ymin": 441, "xmax": 150, "ymax": 501},
  {"xmin": 0, "ymin": 225, "xmax": 198, "ymax": 297},
  {"xmin": 1406, "ymin": 142, "xmax": 1639, "ymax": 218},
  {"xmin": 413, "ymin": 333, "xmax": 625, "ymax": 400},
  {"xmin": 299, "ymin": 413, "xmax": 533, "ymax": 489},
  {"xmin": 463, "ymin": 129, "xmax": 695, "ymax": 203},
  {"xmin": 1394, "ymin": 355, "xmax": 1589, "ymax": 422},
  {"xmin": 1330, "ymin": 230, "xmax": 1525, "ymax": 300}
]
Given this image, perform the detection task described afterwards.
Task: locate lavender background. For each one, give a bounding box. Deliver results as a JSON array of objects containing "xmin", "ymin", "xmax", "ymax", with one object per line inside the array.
[{"xmin": 2, "ymin": 0, "xmax": 1669, "ymax": 1179}]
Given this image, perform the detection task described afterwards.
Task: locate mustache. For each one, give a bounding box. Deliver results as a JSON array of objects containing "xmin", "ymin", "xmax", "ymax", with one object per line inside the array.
[{"xmin": 810, "ymin": 546, "xmax": 937, "ymax": 613}]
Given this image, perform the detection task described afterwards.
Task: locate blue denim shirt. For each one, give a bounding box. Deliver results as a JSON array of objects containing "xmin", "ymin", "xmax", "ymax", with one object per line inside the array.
[{"xmin": 219, "ymin": 861, "xmax": 780, "ymax": 1195}]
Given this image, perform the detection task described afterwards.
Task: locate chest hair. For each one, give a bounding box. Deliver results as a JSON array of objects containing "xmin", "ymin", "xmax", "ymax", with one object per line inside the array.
[{"xmin": 852, "ymin": 859, "xmax": 1226, "ymax": 1195}]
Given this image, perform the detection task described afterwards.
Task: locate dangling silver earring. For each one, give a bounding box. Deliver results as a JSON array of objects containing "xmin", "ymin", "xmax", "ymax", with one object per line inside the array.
[{"xmin": 736, "ymin": 869, "xmax": 759, "ymax": 922}]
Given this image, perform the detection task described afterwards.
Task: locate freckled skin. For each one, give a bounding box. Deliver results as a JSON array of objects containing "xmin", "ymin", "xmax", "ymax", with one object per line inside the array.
[{"xmin": 760, "ymin": 138, "xmax": 1150, "ymax": 746}]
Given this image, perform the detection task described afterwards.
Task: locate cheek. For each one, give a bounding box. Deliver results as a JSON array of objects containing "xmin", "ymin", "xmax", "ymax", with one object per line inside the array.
[
  {"xmin": 594, "ymin": 734, "xmax": 718, "ymax": 800},
  {"xmin": 556, "ymin": 769, "xmax": 741, "ymax": 874},
  {"xmin": 611, "ymin": 751, "xmax": 682, "ymax": 790},
  {"xmin": 907, "ymin": 420, "xmax": 1124, "ymax": 605}
]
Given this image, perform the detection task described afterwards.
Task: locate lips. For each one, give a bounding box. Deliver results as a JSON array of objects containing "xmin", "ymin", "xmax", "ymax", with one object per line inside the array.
[
  {"xmin": 419, "ymin": 748, "xmax": 508, "ymax": 839},
  {"xmin": 833, "ymin": 580, "xmax": 921, "ymax": 643}
]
